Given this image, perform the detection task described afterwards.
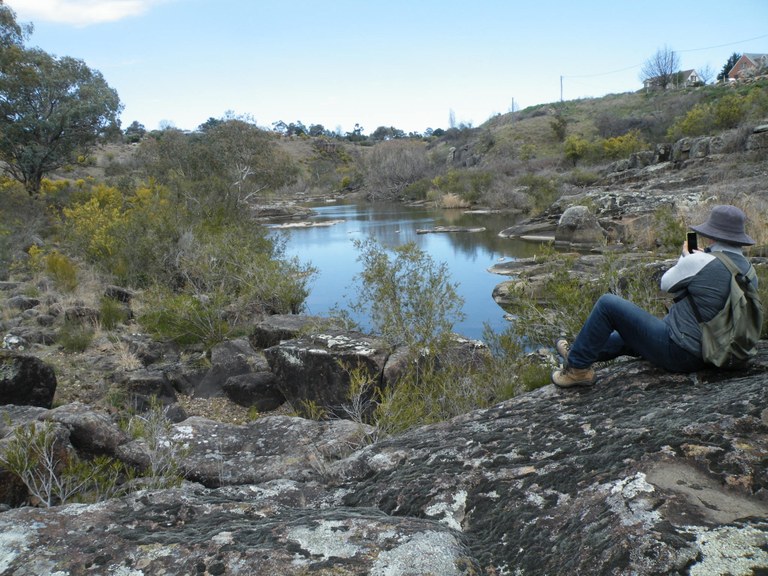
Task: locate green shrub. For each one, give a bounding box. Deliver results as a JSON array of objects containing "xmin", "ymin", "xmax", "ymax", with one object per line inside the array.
[
  {"xmin": 57, "ymin": 320, "xmax": 95, "ymax": 353},
  {"xmin": 431, "ymin": 170, "xmax": 493, "ymax": 205},
  {"xmin": 652, "ymin": 205, "xmax": 687, "ymax": 252},
  {"xmin": 139, "ymin": 287, "xmax": 229, "ymax": 348},
  {"xmin": 339, "ymin": 238, "xmax": 464, "ymax": 349},
  {"xmin": 714, "ymin": 93, "xmax": 747, "ymax": 130},
  {"xmin": 564, "ymin": 169, "xmax": 601, "ymax": 188},
  {"xmin": 603, "ymin": 129, "xmax": 648, "ymax": 159},
  {"xmin": 372, "ymin": 356, "xmax": 485, "ymax": 435},
  {"xmin": 44, "ymin": 250, "xmax": 78, "ymax": 292},
  {"xmin": 564, "ymin": 134, "xmax": 590, "ymax": 166},
  {"xmin": 99, "ymin": 296, "xmax": 130, "ymax": 330},
  {"xmin": 403, "ymin": 177, "xmax": 431, "ymax": 200},
  {"xmin": 517, "ymin": 173, "xmax": 560, "ymax": 214},
  {"xmin": 122, "ymin": 400, "xmax": 186, "ymax": 488},
  {"xmin": 666, "ymin": 104, "xmax": 713, "ymax": 140}
]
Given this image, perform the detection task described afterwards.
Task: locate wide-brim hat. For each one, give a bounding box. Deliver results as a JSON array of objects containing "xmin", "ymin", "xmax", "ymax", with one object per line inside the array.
[{"xmin": 690, "ymin": 205, "xmax": 755, "ymax": 246}]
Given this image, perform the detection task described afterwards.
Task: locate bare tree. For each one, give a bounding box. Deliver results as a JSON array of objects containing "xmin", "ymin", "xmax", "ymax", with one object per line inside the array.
[
  {"xmin": 697, "ymin": 64, "xmax": 715, "ymax": 85},
  {"xmin": 640, "ymin": 46, "xmax": 680, "ymax": 90}
]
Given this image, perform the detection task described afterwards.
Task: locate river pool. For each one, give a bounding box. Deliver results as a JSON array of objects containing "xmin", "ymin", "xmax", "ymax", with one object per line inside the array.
[{"xmin": 270, "ymin": 201, "xmax": 541, "ymax": 340}]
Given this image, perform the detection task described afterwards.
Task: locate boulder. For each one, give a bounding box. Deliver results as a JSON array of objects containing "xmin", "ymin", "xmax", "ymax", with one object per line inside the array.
[
  {"xmin": 264, "ymin": 331, "xmax": 390, "ymax": 418},
  {"xmin": 116, "ymin": 414, "xmax": 374, "ymax": 487},
  {"xmin": 3, "ymin": 295, "xmax": 40, "ymax": 311},
  {"xmin": 63, "ymin": 305, "xmax": 99, "ymax": 325},
  {"xmin": 690, "ymin": 137, "xmax": 710, "ymax": 158},
  {"xmin": 119, "ymin": 332, "xmax": 177, "ymax": 366},
  {"xmin": 555, "ymin": 205, "xmax": 606, "ymax": 247},
  {"xmin": 6, "ymin": 325, "xmax": 57, "ymax": 346},
  {"xmin": 222, "ymin": 371, "xmax": 284, "ymax": 411},
  {"xmin": 194, "ymin": 338, "xmax": 266, "ymax": 398},
  {"xmin": 104, "ymin": 285, "xmax": 134, "ymax": 303},
  {"xmin": 112, "ymin": 367, "xmax": 178, "ymax": 413},
  {"xmin": 43, "ymin": 402, "xmax": 128, "ymax": 455},
  {"xmin": 0, "ymin": 351, "xmax": 57, "ymax": 408},
  {"xmin": 747, "ymin": 130, "xmax": 768, "ymax": 151},
  {"xmin": 250, "ymin": 314, "xmax": 335, "ymax": 349}
]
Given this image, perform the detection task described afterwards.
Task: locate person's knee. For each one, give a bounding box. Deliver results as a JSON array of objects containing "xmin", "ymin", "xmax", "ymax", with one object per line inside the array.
[{"xmin": 596, "ymin": 293, "xmax": 623, "ymax": 309}]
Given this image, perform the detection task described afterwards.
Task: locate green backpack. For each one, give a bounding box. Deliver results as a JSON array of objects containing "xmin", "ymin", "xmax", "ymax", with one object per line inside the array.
[{"xmin": 686, "ymin": 252, "xmax": 764, "ymax": 368}]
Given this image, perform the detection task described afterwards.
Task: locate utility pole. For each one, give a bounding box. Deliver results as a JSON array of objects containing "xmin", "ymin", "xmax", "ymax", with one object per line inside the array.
[{"xmin": 560, "ymin": 75, "xmax": 563, "ymax": 102}]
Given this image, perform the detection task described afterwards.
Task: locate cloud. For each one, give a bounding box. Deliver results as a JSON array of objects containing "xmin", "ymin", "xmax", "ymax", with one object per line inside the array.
[{"xmin": 9, "ymin": 0, "xmax": 166, "ymax": 26}]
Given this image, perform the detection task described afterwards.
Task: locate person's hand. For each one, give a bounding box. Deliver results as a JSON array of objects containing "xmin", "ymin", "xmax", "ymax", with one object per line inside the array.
[{"xmin": 683, "ymin": 241, "xmax": 701, "ymax": 256}]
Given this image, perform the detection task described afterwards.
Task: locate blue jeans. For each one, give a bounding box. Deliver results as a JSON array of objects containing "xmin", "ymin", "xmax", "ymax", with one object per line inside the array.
[{"xmin": 568, "ymin": 294, "xmax": 706, "ymax": 373}]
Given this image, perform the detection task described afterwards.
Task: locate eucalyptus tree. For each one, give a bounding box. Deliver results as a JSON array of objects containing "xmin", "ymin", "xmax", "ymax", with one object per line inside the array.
[{"xmin": 0, "ymin": 4, "xmax": 121, "ymax": 194}]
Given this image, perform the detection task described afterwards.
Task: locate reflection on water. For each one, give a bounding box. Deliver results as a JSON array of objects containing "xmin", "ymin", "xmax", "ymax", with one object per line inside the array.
[{"xmin": 270, "ymin": 201, "xmax": 540, "ymax": 340}]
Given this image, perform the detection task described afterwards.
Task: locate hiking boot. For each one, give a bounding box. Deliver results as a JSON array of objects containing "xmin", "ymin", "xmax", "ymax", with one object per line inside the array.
[
  {"xmin": 555, "ymin": 337, "xmax": 570, "ymax": 361},
  {"xmin": 551, "ymin": 365, "xmax": 596, "ymax": 388}
]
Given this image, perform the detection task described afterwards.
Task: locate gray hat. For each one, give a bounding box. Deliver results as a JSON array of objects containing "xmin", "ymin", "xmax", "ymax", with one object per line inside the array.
[{"xmin": 690, "ymin": 205, "xmax": 755, "ymax": 246}]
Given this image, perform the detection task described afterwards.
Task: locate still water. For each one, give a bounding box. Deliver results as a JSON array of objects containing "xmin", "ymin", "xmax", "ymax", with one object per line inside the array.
[{"xmin": 270, "ymin": 201, "xmax": 541, "ymax": 341}]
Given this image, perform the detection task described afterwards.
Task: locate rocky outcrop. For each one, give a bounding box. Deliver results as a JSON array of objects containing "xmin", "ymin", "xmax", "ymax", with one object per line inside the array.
[
  {"xmin": 117, "ymin": 414, "xmax": 374, "ymax": 487},
  {"xmin": 0, "ymin": 351, "xmax": 57, "ymax": 408},
  {"xmin": 0, "ymin": 482, "xmax": 478, "ymax": 575},
  {"xmin": 554, "ymin": 205, "xmax": 606, "ymax": 247},
  {"xmin": 264, "ymin": 330, "xmax": 391, "ymax": 418},
  {"xmin": 1, "ymin": 345, "xmax": 768, "ymax": 574}
]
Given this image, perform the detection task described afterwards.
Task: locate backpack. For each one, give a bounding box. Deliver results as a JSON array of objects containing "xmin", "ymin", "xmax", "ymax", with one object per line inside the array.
[{"xmin": 684, "ymin": 252, "xmax": 763, "ymax": 368}]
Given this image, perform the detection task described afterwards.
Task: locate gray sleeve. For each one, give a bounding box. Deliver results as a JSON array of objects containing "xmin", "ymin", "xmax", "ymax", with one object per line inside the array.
[{"xmin": 660, "ymin": 253, "xmax": 714, "ymax": 293}]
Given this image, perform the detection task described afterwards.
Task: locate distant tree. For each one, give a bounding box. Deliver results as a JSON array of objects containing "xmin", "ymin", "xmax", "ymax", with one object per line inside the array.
[
  {"xmin": 717, "ymin": 53, "xmax": 741, "ymax": 82},
  {"xmin": 696, "ymin": 64, "xmax": 715, "ymax": 86},
  {"xmin": 272, "ymin": 120, "xmax": 306, "ymax": 137},
  {"xmin": 550, "ymin": 109, "xmax": 568, "ymax": 142},
  {"xmin": 640, "ymin": 46, "xmax": 680, "ymax": 90},
  {"xmin": 371, "ymin": 126, "xmax": 406, "ymax": 141},
  {"xmin": 431, "ymin": 128, "xmax": 446, "ymax": 137},
  {"xmin": 287, "ymin": 121, "xmax": 306, "ymax": 136},
  {"xmin": 124, "ymin": 121, "xmax": 147, "ymax": 143},
  {"xmin": 346, "ymin": 123, "xmax": 365, "ymax": 142},
  {"xmin": 272, "ymin": 120, "xmax": 289, "ymax": 135},
  {"xmin": 0, "ymin": 8, "xmax": 122, "ymax": 194},
  {"xmin": 564, "ymin": 134, "xmax": 589, "ymax": 166},
  {"xmin": 198, "ymin": 117, "xmax": 224, "ymax": 132},
  {"xmin": 308, "ymin": 123, "xmax": 327, "ymax": 137}
]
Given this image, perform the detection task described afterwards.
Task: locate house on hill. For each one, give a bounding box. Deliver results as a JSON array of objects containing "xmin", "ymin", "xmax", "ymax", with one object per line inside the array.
[
  {"xmin": 728, "ymin": 53, "xmax": 768, "ymax": 80},
  {"xmin": 643, "ymin": 69, "xmax": 701, "ymax": 90}
]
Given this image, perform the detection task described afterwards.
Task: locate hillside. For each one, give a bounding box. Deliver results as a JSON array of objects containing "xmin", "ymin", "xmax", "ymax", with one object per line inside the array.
[{"xmin": 70, "ymin": 79, "xmax": 768, "ymax": 214}]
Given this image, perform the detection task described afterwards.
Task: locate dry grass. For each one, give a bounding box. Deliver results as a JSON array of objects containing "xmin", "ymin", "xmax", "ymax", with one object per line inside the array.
[{"xmin": 438, "ymin": 192, "xmax": 471, "ymax": 209}]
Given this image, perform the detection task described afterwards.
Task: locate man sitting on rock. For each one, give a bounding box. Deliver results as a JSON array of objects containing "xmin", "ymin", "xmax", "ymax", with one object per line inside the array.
[{"xmin": 552, "ymin": 204, "xmax": 759, "ymax": 387}]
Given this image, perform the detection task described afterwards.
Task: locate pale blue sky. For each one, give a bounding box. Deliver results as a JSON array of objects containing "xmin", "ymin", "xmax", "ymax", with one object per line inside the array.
[{"xmin": 7, "ymin": 0, "xmax": 768, "ymax": 134}]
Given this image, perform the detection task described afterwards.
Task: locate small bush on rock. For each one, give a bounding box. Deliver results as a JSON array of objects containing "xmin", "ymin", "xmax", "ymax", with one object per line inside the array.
[{"xmin": 0, "ymin": 421, "xmax": 131, "ymax": 507}]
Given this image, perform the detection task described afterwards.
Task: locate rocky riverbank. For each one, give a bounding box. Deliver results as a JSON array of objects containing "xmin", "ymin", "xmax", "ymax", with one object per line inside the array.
[{"xmin": 2, "ymin": 340, "xmax": 768, "ymax": 574}]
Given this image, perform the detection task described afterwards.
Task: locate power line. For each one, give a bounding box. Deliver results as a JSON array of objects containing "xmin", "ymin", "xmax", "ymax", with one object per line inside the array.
[
  {"xmin": 678, "ymin": 33, "xmax": 768, "ymax": 53},
  {"xmin": 562, "ymin": 32, "xmax": 768, "ymax": 80}
]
